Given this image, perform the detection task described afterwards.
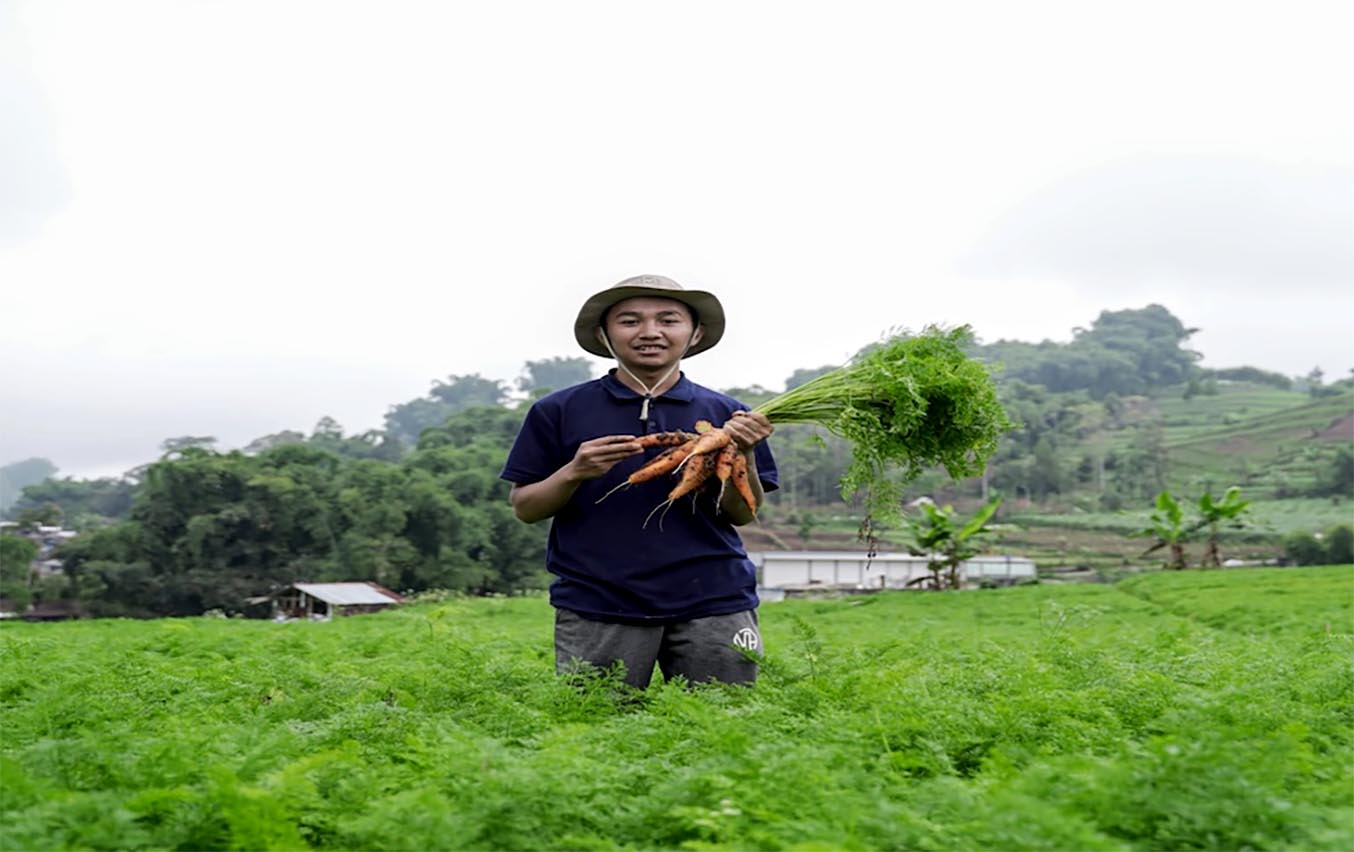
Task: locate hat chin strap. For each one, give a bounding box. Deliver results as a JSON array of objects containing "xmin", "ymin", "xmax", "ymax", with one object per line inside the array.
[{"xmin": 598, "ymin": 328, "xmax": 696, "ymax": 420}]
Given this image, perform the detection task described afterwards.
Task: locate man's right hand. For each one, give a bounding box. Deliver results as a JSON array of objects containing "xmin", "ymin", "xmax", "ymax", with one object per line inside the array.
[{"xmin": 566, "ymin": 435, "xmax": 642, "ymax": 481}]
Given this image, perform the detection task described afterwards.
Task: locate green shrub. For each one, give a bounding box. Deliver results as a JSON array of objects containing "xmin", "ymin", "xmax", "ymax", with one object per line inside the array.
[
  {"xmin": 1325, "ymin": 524, "xmax": 1354, "ymax": 564},
  {"xmin": 1283, "ymin": 531, "xmax": 1327, "ymax": 566}
]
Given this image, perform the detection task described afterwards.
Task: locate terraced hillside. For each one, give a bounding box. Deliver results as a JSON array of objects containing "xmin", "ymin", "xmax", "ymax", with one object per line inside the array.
[{"xmin": 1165, "ymin": 390, "xmax": 1353, "ymax": 496}]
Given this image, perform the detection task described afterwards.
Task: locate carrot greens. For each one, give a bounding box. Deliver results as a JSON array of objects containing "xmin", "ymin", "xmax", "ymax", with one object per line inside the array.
[{"xmin": 753, "ymin": 325, "xmax": 1011, "ymax": 522}]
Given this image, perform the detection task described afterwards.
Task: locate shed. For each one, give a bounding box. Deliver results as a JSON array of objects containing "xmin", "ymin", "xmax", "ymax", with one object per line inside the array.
[
  {"xmin": 269, "ymin": 582, "xmax": 405, "ymax": 620},
  {"xmin": 19, "ymin": 601, "xmax": 82, "ymax": 622},
  {"xmin": 752, "ymin": 550, "xmax": 1036, "ymax": 592}
]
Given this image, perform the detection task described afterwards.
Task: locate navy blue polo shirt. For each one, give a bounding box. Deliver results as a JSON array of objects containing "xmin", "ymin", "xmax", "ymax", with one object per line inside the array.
[{"xmin": 500, "ymin": 371, "xmax": 779, "ymax": 624}]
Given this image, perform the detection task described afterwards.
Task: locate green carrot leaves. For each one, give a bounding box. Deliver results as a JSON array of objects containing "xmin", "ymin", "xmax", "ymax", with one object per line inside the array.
[{"xmin": 754, "ymin": 326, "xmax": 1011, "ymax": 521}]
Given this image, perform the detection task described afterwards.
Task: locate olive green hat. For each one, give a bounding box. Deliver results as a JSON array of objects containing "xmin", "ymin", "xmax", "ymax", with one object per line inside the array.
[{"xmin": 573, "ymin": 274, "xmax": 725, "ymax": 358}]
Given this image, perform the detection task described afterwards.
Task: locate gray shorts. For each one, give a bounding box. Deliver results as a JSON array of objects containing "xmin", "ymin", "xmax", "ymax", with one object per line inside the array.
[{"xmin": 555, "ymin": 607, "xmax": 761, "ymax": 689}]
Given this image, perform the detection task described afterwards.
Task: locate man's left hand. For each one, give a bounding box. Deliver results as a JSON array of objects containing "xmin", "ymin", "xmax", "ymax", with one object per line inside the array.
[{"xmin": 723, "ymin": 411, "xmax": 774, "ymax": 452}]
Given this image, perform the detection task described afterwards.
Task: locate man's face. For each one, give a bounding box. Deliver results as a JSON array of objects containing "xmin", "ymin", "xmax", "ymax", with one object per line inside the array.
[{"xmin": 599, "ymin": 296, "xmax": 703, "ymax": 373}]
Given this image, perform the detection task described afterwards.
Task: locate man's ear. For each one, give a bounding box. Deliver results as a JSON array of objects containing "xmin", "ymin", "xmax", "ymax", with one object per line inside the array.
[
  {"xmin": 594, "ymin": 326, "xmax": 608, "ymax": 348},
  {"xmin": 689, "ymin": 324, "xmax": 705, "ymax": 348}
]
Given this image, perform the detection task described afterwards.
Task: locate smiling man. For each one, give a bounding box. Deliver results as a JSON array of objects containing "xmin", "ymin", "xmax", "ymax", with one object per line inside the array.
[{"xmin": 500, "ymin": 275, "xmax": 778, "ymax": 688}]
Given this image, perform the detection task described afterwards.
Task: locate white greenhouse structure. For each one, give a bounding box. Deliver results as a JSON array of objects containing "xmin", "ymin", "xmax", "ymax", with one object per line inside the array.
[{"xmin": 752, "ymin": 550, "xmax": 1036, "ymax": 595}]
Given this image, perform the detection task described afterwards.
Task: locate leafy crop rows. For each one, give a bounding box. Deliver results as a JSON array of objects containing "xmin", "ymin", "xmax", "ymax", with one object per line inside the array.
[
  {"xmin": 3, "ymin": 567, "xmax": 1352, "ymax": 850},
  {"xmin": 1009, "ymin": 498, "xmax": 1353, "ymax": 536}
]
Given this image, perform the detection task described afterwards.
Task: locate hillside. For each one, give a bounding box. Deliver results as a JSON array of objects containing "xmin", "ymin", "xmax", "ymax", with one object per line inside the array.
[
  {"xmin": 742, "ymin": 383, "xmax": 1353, "ymax": 570},
  {"xmin": 1163, "ymin": 389, "xmax": 1353, "ymax": 495},
  {"xmin": 1060, "ymin": 383, "xmax": 1351, "ymax": 496}
]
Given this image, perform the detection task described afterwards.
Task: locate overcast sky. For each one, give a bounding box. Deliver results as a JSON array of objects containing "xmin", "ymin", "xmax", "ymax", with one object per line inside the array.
[{"xmin": 3, "ymin": 0, "xmax": 1352, "ymax": 480}]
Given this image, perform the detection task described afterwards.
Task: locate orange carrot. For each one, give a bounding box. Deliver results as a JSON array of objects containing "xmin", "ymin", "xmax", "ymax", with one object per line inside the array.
[
  {"xmin": 635, "ymin": 431, "xmax": 697, "ymax": 449},
  {"xmin": 668, "ymin": 448, "xmax": 718, "ymax": 502},
  {"xmin": 595, "ymin": 440, "xmax": 698, "ymax": 504},
  {"xmin": 714, "ymin": 442, "xmax": 738, "ymax": 506},
  {"xmin": 632, "ymin": 443, "xmax": 696, "ymax": 482},
  {"xmin": 671, "ymin": 426, "xmax": 734, "ymax": 477},
  {"xmin": 644, "ymin": 451, "xmax": 718, "ymax": 529},
  {"xmin": 687, "ymin": 427, "xmax": 733, "ymax": 458},
  {"xmin": 730, "ymin": 451, "xmax": 758, "ymax": 516}
]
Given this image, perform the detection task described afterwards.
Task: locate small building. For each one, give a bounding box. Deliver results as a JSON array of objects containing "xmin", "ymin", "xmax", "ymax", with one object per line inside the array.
[
  {"xmin": 267, "ymin": 582, "xmax": 405, "ymax": 620},
  {"xmin": 752, "ymin": 550, "xmax": 1036, "ymax": 594},
  {"xmin": 18, "ymin": 601, "xmax": 82, "ymax": 622}
]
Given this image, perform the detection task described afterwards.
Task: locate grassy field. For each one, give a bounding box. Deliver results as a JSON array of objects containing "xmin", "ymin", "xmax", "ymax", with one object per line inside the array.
[
  {"xmin": 3, "ymin": 566, "xmax": 1352, "ymax": 850},
  {"xmin": 751, "ymin": 498, "xmax": 1352, "ymax": 573},
  {"xmin": 1006, "ymin": 497, "xmax": 1354, "ymax": 537}
]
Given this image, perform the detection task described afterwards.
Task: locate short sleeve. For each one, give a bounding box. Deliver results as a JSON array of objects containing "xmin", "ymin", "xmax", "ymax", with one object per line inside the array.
[{"xmin": 500, "ymin": 400, "xmax": 565, "ymax": 485}]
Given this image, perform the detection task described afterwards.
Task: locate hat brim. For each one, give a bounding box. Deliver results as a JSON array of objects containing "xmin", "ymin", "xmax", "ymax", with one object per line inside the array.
[{"xmin": 574, "ymin": 286, "xmax": 725, "ymax": 358}]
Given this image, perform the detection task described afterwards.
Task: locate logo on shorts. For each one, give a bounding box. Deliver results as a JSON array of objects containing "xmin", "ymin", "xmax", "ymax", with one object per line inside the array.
[{"xmin": 732, "ymin": 627, "xmax": 760, "ymax": 651}]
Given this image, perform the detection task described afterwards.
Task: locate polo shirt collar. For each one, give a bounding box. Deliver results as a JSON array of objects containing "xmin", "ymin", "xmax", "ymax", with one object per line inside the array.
[{"xmin": 600, "ymin": 369, "xmax": 695, "ymax": 403}]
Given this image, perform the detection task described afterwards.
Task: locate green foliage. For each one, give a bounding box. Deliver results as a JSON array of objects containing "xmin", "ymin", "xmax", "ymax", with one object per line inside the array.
[
  {"xmin": 1314, "ymin": 447, "xmax": 1354, "ymax": 498},
  {"xmin": 1283, "ymin": 531, "xmax": 1328, "ymax": 566},
  {"xmin": 1160, "ymin": 388, "xmax": 1351, "ymax": 499},
  {"xmin": 762, "ymin": 425, "xmax": 852, "ymax": 509},
  {"xmin": 2, "ymin": 568, "xmax": 1350, "ymax": 850},
  {"xmin": 53, "ymin": 407, "xmax": 544, "ymax": 617},
  {"xmin": 0, "ymin": 458, "xmax": 58, "ymax": 514},
  {"xmin": 1130, "ymin": 487, "xmax": 1252, "ymax": 569},
  {"xmin": 4, "ymin": 477, "xmax": 136, "ymax": 527},
  {"xmin": 718, "ymin": 384, "xmax": 778, "ymax": 409},
  {"xmin": 757, "ymin": 326, "xmax": 1012, "ymax": 522},
  {"xmin": 987, "ymin": 381, "xmax": 1083, "ymax": 500},
  {"xmin": 517, "ymin": 357, "xmax": 593, "ymax": 395},
  {"xmin": 0, "ymin": 535, "xmax": 39, "ymax": 610},
  {"xmin": 160, "ymin": 435, "xmax": 219, "ymax": 453},
  {"xmin": 1105, "ymin": 424, "xmax": 1170, "ymax": 502},
  {"xmin": 901, "ymin": 497, "xmax": 1003, "ymax": 589},
  {"xmin": 1133, "ymin": 491, "xmax": 1190, "ymax": 570},
  {"xmin": 1326, "ymin": 524, "xmax": 1354, "ymax": 565},
  {"xmin": 11, "ymin": 503, "xmax": 62, "ymax": 530},
  {"xmin": 0, "ymin": 535, "xmax": 39, "ymax": 571},
  {"xmin": 784, "ymin": 364, "xmax": 836, "ymax": 391},
  {"xmin": 1010, "ymin": 498, "xmax": 1350, "ymax": 539},
  {"xmin": 1197, "ymin": 486, "xmax": 1252, "ymax": 567},
  {"xmin": 1203, "ymin": 365, "xmax": 1293, "ymax": 390},
  {"xmin": 384, "ymin": 373, "xmax": 510, "ymax": 447},
  {"xmin": 976, "ymin": 304, "xmax": 1200, "ymax": 398}
]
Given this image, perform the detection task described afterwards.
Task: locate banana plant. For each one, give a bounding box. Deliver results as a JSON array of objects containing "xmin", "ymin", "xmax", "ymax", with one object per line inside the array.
[
  {"xmin": 1135, "ymin": 490, "xmax": 1190, "ymax": 570},
  {"xmin": 902, "ymin": 496, "xmax": 1003, "ymax": 590},
  {"xmin": 1197, "ymin": 486, "xmax": 1251, "ymax": 568}
]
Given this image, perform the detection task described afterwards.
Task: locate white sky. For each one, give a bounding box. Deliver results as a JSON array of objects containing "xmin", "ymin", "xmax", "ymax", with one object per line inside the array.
[{"xmin": 3, "ymin": 0, "xmax": 1352, "ymax": 480}]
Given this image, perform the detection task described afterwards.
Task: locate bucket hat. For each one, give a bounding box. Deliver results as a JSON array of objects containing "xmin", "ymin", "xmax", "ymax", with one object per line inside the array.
[{"xmin": 574, "ymin": 274, "xmax": 725, "ymax": 358}]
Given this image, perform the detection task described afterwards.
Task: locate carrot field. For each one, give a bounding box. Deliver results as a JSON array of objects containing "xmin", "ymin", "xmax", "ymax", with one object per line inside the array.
[{"xmin": 3, "ymin": 567, "xmax": 1352, "ymax": 850}]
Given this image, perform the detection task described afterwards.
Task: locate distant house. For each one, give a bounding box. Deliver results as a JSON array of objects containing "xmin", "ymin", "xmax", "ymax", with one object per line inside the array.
[
  {"xmin": 0, "ymin": 522, "xmax": 80, "ymax": 578},
  {"xmin": 266, "ymin": 582, "xmax": 405, "ymax": 620},
  {"xmin": 18, "ymin": 601, "xmax": 83, "ymax": 622}
]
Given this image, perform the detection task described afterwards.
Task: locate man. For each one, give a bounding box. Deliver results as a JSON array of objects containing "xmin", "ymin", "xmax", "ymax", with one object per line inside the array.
[{"xmin": 500, "ymin": 274, "xmax": 777, "ymax": 688}]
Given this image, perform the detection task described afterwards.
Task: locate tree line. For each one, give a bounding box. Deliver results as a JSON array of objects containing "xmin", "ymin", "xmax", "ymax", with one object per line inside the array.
[
  {"xmin": 3, "ymin": 407, "xmax": 542, "ymax": 617},
  {"xmin": 2, "ymin": 305, "xmax": 1350, "ymax": 616}
]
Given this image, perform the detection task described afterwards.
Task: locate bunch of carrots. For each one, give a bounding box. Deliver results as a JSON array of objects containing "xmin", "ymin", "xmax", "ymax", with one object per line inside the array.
[
  {"xmin": 599, "ymin": 421, "xmax": 758, "ymax": 525},
  {"xmin": 604, "ymin": 325, "xmax": 1013, "ymax": 531}
]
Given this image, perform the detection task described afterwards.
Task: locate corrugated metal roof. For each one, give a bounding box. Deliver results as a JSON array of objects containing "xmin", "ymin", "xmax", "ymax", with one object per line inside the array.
[
  {"xmin": 293, "ymin": 583, "xmax": 401, "ymax": 606},
  {"xmin": 751, "ymin": 551, "xmax": 1033, "ymax": 564}
]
